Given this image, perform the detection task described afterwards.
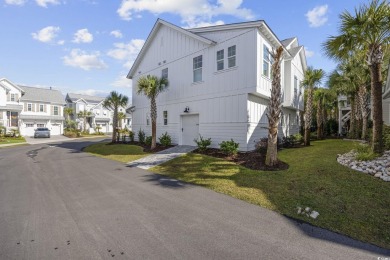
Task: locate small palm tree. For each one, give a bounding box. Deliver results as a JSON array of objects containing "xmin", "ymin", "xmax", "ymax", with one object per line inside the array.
[
  {"xmin": 301, "ymin": 67, "xmax": 325, "ymax": 146},
  {"xmin": 323, "ymin": 0, "xmax": 390, "ymax": 153},
  {"xmin": 64, "ymin": 107, "xmax": 74, "ymax": 130},
  {"xmin": 77, "ymin": 109, "xmax": 92, "ymax": 133},
  {"xmin": 103, "ymin": 91, "xmax": 129, "ymax": 143},
  {"xmin": 265, "ymin": 46, "xmax": 284, "ymax": 167},
  {"xmin": 117, "ymin": 112, "xmax": 126, "ymax": 129},
  {"xmin": 95, "ymin": 125, "xmax": 102, "ymax": 134},
  {"xmin": 137, "ymin": 75, "xmax": 169, "ymax": 150}
]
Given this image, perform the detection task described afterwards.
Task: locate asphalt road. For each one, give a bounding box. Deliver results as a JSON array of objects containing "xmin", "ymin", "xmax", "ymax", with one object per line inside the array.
[{"xmin": 0, "ymin": 140, "xmax": 388, "ymax": 260}]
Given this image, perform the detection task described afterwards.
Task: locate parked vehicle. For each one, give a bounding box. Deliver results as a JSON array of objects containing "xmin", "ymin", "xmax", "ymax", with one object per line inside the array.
[{"xmin": 34, "ymin": 128, "xmax": 50, "ymax": 138}]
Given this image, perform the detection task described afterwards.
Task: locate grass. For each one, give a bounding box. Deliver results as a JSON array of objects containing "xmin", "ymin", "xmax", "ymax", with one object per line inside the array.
[
  {"xmin": 151, "ymin": 139, "xmax": 390, "ymax": 249},
  {"xmin": 84, "ymin": 142, "xmax": 150, "ymax": 163},
  {"xmin": 0, "ymin": 136, "xmax": 26, "ymax": 144}
]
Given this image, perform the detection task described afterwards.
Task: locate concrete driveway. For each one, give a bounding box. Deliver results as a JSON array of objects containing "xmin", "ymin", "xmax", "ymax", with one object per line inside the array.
[
  {"xmin": 24, "ymin": 135, "xmax": 108, "ymax": 145},
  {"xmin": 0, "ymin": 140, "xmax": 388, "ymax": 259}
]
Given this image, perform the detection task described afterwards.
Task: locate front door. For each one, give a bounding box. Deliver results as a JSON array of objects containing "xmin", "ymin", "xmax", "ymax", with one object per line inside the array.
[
  {"xmin": 181, "ymin": 114, "xmax": 199, "ymax": 145},
  {"xmin": 7, "ymin": 111, "xmax": 18, "ymax": 127}
]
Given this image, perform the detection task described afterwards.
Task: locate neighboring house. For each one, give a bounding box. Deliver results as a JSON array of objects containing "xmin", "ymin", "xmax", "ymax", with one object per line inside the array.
[
  {"xmin": 127, "ymin": 19, "xmax": 306, "ymax": 151},
  {"xmin": 0, "ymin": 78, "xmax": 65, "ymax": 136},
  {"xmin": 65, "ymin": 93, "xmax": 131, "ymax": 133},
  {"xmin": 382, "ymin": 65, "xmax": 390, "ymax": 125}
]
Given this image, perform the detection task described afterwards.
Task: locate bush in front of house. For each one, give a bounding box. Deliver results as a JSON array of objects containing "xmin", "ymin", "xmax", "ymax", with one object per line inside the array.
[
  {"xmin": 354, "ymin": 143, "xmax": 378, "ymax": 161},
  {"xmin": 219, "ymin": 139, "xmax": 239, "ymax": 156},
  {"xmin": 194, "ymin": 135, "xmax": 212, "ymax": 152},
  {"xmin": 129, "ymin": 131, "xmax": 135, "ymax": 142},
  {"xmin": 145, "ymin": 136, "xmax": 152, "ymax": 146},
  {"xmin": 138, "ymin": 129, "xmax": 145, "ymax": 144},
  {"xmin": 159, "ymin": 132, "xmax": 172, "ymax": 146}
]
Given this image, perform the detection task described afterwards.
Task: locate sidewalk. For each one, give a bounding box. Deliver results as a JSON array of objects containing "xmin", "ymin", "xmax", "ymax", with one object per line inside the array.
[{"xmin": 127, "ymin": 145, "xmax": 196, "ymax": 169}]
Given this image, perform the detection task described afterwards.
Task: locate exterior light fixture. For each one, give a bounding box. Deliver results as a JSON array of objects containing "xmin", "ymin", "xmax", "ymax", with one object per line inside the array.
[{"xmin": 184, "ymin": 106, "xmax": 190, "ymax": 113}]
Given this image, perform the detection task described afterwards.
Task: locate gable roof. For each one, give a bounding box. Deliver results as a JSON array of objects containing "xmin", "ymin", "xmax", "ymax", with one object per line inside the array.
[
  {"xmin": 66, "ymin": 93, "xmax": 104, "ymax": 104},
  {"xmin": 280, "ymin": 37, "xmax": 297, "ymax": 49},
  {"xmin": 0, "ymin": 78, "xmax": 25, "ymax": 93},
  {"xmin": 19, "ymin": 85, "xmax": 64, "ymax": 104},
  {"xmin": 127, "ymin": 18, "xmax": 216, "ymax": 79}
]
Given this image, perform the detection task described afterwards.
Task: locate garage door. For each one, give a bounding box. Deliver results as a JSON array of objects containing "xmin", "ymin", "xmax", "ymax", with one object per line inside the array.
[
  {"xmin": 51, "ymin": 124, "xmax": 61, "ymax": 135},
  {"xmin": 24, "ymin": 123, "xmax": 35, "ymax": 137},
  {"xmin": 181, "ymin": 114, "xmax": 199, "ymax": 145}
]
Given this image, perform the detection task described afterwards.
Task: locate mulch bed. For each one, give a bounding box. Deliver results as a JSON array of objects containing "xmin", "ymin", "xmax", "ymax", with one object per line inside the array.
[{"xmin": 192, "ymin": 148, "xmax": 289, "ymax": 171}]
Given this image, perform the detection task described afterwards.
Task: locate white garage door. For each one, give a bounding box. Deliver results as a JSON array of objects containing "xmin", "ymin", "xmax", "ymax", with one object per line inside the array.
[
  {"xmin": 24, "ymin": 123, "xmax": 35, "ymax": 137},
  {"xmin": 51, "ymin": 124, "xmax": 61, "ymax": 135},
  {"xmin": 181, "ymin": 114, "xmax": 199, "ymax": 145}
]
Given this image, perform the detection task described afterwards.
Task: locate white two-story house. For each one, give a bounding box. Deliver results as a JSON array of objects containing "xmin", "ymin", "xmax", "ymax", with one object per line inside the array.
[
  {"xmin": 0, "ymin": 78, "xmax": 65, "ymax": 136},
  {"xmin": 128, "ymin": 19, "xmax": 307, "ymax": 151}
]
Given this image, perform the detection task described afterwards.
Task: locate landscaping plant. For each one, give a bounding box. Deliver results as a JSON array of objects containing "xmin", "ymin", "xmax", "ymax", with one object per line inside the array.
[
  {"xmin": 138, "ymin": 129, "xmax": 145, "ymax": 144},
  {"xmin": 219, "ymin": 139, "xmax": 239, "ymax": 156},
  {"xmin": 194, "ymin": 135, "xmax": 212, "ymax": 152},
  {"xmin": 158, "ymin": 132, "xmax": 172, "ymax": 146},
  {"xmin": 145, "ymin": 136, "xmax": 152, "ymax": 146}
]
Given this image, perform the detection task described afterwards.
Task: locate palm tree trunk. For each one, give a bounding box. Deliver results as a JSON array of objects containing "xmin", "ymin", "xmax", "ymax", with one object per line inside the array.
[
  {"xmin": 151, "ymin": 97, "xmax": 157, "ymax": 150},
  {"xmin": 304, "ymin": 88, "xmax": 313, "ymax": 146},
  {"xmin": 112, "ymin": 109, "xmax": 118, "ymax": 143},
  {"xmin": 370, "ymin": 62, "xmax": 383, "ymax": 153}
]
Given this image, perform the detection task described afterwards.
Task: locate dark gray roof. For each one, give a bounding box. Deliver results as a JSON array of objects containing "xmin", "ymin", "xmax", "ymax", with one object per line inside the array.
[
  {"xmin": 19, "ymin": 86, "xmax": 65, "ymax": 104},
  {"xmin": 66, "ymin": 93, "xmax": 104, "ymax": 103},
  {"xmin": 281, "ymin": 37, "xmax": 296, "ymax": 48},
  {"xmin": 19, "ymin": 115, "xmax": 65, "ymax": 121}
]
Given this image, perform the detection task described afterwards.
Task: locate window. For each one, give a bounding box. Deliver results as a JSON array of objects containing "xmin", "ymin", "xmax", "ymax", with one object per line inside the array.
[
  {"xmin": 263, "ymin": 45, "xmax": 273, "ymax": 78},
  {"xmin": 162, "ymin": 68, "xmax": 168, "ymax": 79},
  {"xmin": 228, "ymin": 45, "xmax": 236, "ymax": 68},
  {"xmin": 27, "ymin": 103, "xmax": 32, "ymax": 111},
  {"xmin": 163, "ymin": 111, "xmax": 168, "ymax": 125},
  {"xmin": 53, "ymin": 106, "xmax": 59, "ymax": 116},
  {"xmin": 193, "ymin": 55, "xmax": 202, "ymax": 82},
  {"xmin": 146, "ymin": 114, "xmax": 150, "ymax": 126},
  {"xmin": 26, "ymin": 123, "xmax": 34, "ymax": 127},
  {"xmin": 294, "ymin": 76, "xmax": 298, "ymax": 94},
  {"xmin": 37, "ymin": 124, "xmax": 45, "ymax": 127},
  {"xmin": 216, "ymin": 49, "xmax": 224, "ymax": 71},
  {"xmin": 39, "ymin": 104, "xmax": 44, "ymax": 112},
  {"xmin": 11, "ymin": 94, "xmax": 15, "ymax": 102}
]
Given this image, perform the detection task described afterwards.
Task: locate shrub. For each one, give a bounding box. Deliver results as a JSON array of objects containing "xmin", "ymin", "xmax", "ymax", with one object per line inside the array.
[
  {"xmin": 383, "ymin": 125, "xmax": 390, "ymax": 150},
  {"xmin": 159, "ymin": 132, "xmax": 172, "ymax": 146},
  {"xmin": 138, "ymin": 129, "xmax": 145, "ymax": 144},
  {"xmin": 292, "ymin": 133, "xmax": 303, "ymax": 144},
  {"xmin": 354, "ymin": 143, "xmax": 378, "ymax": 161},
  {"xmin": 219, "ymin": 139, "xmax": 239, "ymax": 156},
  {"xmin": 194, "ymin": 135, "xmax": 212, "ymax": 152},
  {"xmin": 145, "ymin": 136, "xmax": 152, "ymax": 146},
  {"xmin": 325, "ymin": 118, "xmax": 338, "ymax": 136},
  {"xmin": 129, "ymin": 131, "xmax": 135, "ymax": 142},
  {"xmin": 255, "ymin": 137, "xmax": 268, "ymax": 152}
]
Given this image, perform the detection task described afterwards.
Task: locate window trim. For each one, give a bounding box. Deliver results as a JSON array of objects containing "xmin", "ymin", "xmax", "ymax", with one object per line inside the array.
[
  {"xmin": 216, "ymin": 49, "xmax": 224, "ymax": 71},
  {"xmin": 163, "ymin": 110, "xmax": 168, "ymax": 125},
  {"xmin": 193, "ymin": 55, "xmax": 203, "ymax": 83},
  {"xmin": 53, "ymin": 106, "xmax": 59, "ymax": 116},
  {"xmin": 263, "ymin": 44, "xmax": 273, "ymax": 78},
  {"xmin": 10, "ymin": 93, "xmax": 15, "ymax": 102},
  {"xmin": 227, "ymin": 45, "xmax": 236, "ymax": 68},
  {"xmin": 162, "ymin": 68, "xmax": 168, "ymax": 80},
  {"xmin": 39, "ymin": 104, "xmax": 44, "ymax": 112},
  {"xmin": 294, "ymin": 75, "xmax": 298, "ymax": 94},
  {"xmin": 27, "ymin": 103, "xmax": 32, "ymax": 112}
]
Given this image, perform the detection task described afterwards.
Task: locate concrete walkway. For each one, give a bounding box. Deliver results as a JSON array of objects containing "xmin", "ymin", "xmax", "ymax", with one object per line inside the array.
[{"xmin": 127, "ymin": 145, "xmax": 196, "ymax": 169}]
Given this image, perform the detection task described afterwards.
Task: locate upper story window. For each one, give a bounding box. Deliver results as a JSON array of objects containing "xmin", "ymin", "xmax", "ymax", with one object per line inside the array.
[
  {"xmin": 263, "ymin": 45, "xmax": 273, "ymax": 78},
  {"xmin": 39, "ymin": 104, "xmax": 44, "ymax": 112},
  {"xmin": 27, "ymin": 103, "xmax": 32, "ymax": 112},
  {"xmin": 10, "ymin": 94, "xmax": 16, "ymax": 102},
  {"xmin": 53, "ymin": 106, "xmax": 59, "ymax": 116},
  {"xmin": 294, "ymin": 76, "xmax": 298, "ymax": 94},
  {"xmin": 163, "ymin": 111, "xmax": 168, "ymax": 125},
  {"xmin": 162, "ymin": 68, "xmax": 168, "ymax": 80},
  {"xmin": 193, "ymin": 55, "xmax": 202, "ymax": 82},
  {"xmin": 146, "ymin": 113, "xmax": 150, "ymax": 126},
  {"xmin": 216, "ymin": 49, "xmax": 224, "ymax": 71},
  {"xmin": 228, "ymin": 45, "xmax": 236, "ymax": 68}
]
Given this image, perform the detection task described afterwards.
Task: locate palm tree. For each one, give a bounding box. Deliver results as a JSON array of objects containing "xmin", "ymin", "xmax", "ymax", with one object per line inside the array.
[
  {"xmin": 314, "ymin": 88, "xmax": 326, "ymax": 139},
  {"xmin": 117, "ymin": 112, "xmax": 126, "ymax": 129},
  {"xmin": 301, "ymin": 67, "xmax": 325, "ymax": 146},
  {"xmin": 103, "ymin": 91, "xmax": 129, "ymax": 143},
  {"xmin": 323, "ymin": 0, "xmax": 390, "ymax": 153},
  {"xmin": 136, "ymin": 75, "xmax": 169, "ymax": 150},
  {"xmin": 64, "ymin": 107, "xmax": 74, "ymax": 130},
  {"xmin": 77, "ymin": 109, "xmax": 92, "ymax": 133},
  {"xmin": 265, "ymin": 46, "xmax": 283, "ymax": 167}
]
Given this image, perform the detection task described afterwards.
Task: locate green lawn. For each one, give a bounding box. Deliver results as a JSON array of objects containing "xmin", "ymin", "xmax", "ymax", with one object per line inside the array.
[
  {"xmin": 0, "ymin": 136, "xmax": 26, "ymax": 145},
  {"xmin": 151, "ymin": 139, "xmax": 390, "ymax": 249},
  {"xmin": 84, "ymin": 142, "xmax": 150, "ymax": 163}
]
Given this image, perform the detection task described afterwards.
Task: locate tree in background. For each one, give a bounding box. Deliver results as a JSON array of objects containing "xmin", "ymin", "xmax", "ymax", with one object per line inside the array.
[
  {"xmin": 103, "ymin": 91, "xmax": 129, "ymax": 143},
  {"xmin": 77, "ymin": 109, "xmax": 92, "ymax": 133}
]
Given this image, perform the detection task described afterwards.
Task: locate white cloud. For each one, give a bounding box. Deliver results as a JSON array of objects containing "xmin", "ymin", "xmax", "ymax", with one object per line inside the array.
[
  {"xmin": 63, "ymin": 49, "xmax": 107, "ymax": 70},
  {"xmin": 31, "ymin": 26, "xmax": 60, "ymax": 43},
  {"xmin": 111, "ymin": 74, "xmax": 132, "ymax": 88},
  {"xmin": 35, "ymin": 0, "xmax": 60, "ymax": 7},
  {"xmin": 110, "ymin": 30, "xmax": 123, "ymax": 38},
  {"xmin": 305, "ymin": 5, "xmax": 328, "ymax": 28},
  {"xmin": 304, "ymin": 47, "xmax": 314, "ymax": 58},
  {"xmin": 184, "ymin": 20, "xmax": 224, "ymax": 29},
  {"xmin": 5, "ymin": 0, "xmax": 26, "ymax": 5},
  {"xmin": 75, "ymin": 89, "xmax": 109, "ymax": 97},
  {"xmin": 117, "ymin": 0, "xmax": 254, "ymax": 27},
  {"xmin": 57, "ymin": 40, "xmax": 65, "ymax": 45},
  {"xmin": 72, "ymin": 29, "xmax": 93, "ymax": 43},
  {"xmin": 107, "ymin": 39, "xmax": 145, "ymax": 69}
]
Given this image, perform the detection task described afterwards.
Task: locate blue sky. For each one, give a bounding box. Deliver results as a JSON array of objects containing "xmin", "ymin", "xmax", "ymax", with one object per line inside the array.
[{"xmin": 0, "ymin": 0, "xmax": 370, "ymax": 100}]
